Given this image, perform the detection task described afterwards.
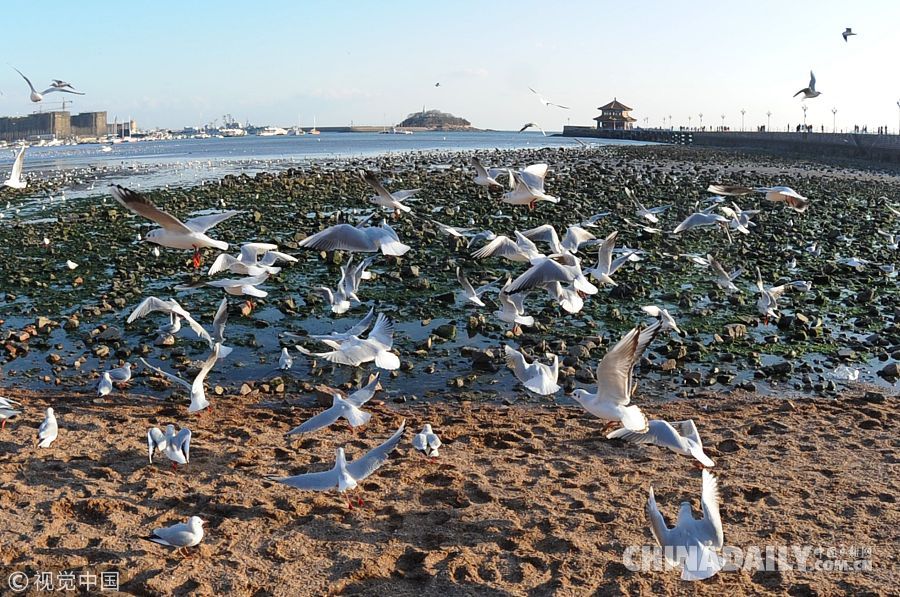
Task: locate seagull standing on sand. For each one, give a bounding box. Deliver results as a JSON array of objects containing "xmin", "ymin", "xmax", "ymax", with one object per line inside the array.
[
  {"xmin": 286, "ymin": 374, "xmax": 380, "ymax": 436},
  {"xmin": 569, "ymin": 323, "xmax": 661, "ymax": 433},
  {"xmin": 412, "ymin": 424, "xmax": 442, "ymax": 459},
  {"xmin": 608, "ymin": 419, "xmax": 715, "ymax": 468},
  {"xmin": 148, "ymin": 424, "xmax": 192, "ymax": 470},
  {"xmin": 793, "ymin": 71, "xmax": 821, "ymax": 99},
  {"xmin": 140, "ymin": 344, "xmax": 222, "ymax": 413},
  {"xmin": 14, "ymin": 67, "xmax": 85, "ymax": 102},
  {"xmin": 144, "ymin": 516, "xmax": 206, "ymax": 557},
  {"xmin": 271, "ymin": 421, "xmax": 405, "ymax": 509},
  {"xmin": 842, "ymin": 28, "xmax": 856, "ymax": 42},
  {"xmin": 110, "ymin": 185, "xmax": 239, "ymax": 267},
  {"xmin": 98, "ymin": 363, "xmax": 132, "ymax": 396},
  {"xmin": 37, "ymin": 407, "xmax": 58, "ymax": 448},
  {"xmin": 505, "ymin": 345, "xmax": 561, "ymax": 396},
  {"xmin": 647, "ymin": 470, "xmax": 725, "ymax": 581},
  {"xmin": 3, "ymin": 146, "xmax": 27, "ymax": 189},
  {"xmin": 0, "ymin": 397, "xmax": 22, "ymax": 429},
  {"xmin": 297, "ymin": 313, "xmax": 400, "ymax": 370}
]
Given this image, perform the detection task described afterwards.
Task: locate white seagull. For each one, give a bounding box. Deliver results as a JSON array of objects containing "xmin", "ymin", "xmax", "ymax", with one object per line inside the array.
[
  {"xmin": 521, "ymin": 224, "xmax": 596, "ymax": 255},
  {"xmin": 494, "ymin": 281, "xmax": 534, "ymax": 333},
  {"xmin": 641, "ymin": 305, "xmax": 682, "ymax": 334},
  {"xmin": 518, "ymin": 122, "xmax": 547, "ymax": 135},
  {"xmin": 585, "ymin": 231, "xmax": 633, "ymax": 286},
  {"xmin": 673, "ymin": 212, "xmax": 729, "ymax": 234},
  {"xmin": 144, "ymin": 516, "xmax": 206, "ymax": 557},
  {"xmin": 608, "ymin": 419, "xmax": 715, "ymax": 468},
  {"xmin": 755, "ymin": 186, "xmax": 809, "ymax": 213},
  {"xmin": 37, "ymin": 407, "xmax": 58, "ymax": 448},
  {"xmin": 707, "ymin": 254, "xmax": 743, "ymax": 293},
  {"xmin": 647, "ymin": 470, "xmax": 725, "ymax": 581},
  {"xmin": 110, "ymin": 185, "xmax": 239, "ymax": 267},
  {"xmin": 207, "ymin": 242, "xmax": 296, "ymax": 276},
  {"xmin": 505, "ymin": 345, "xmax": 560, "ymax": 396},
  {"xmin": 502, "ymin": 164, "xmax": 559, "ymax": 209},
  {"xmin": 570, "ymin": 323, "xmax": 661, "ymax": 433},
  {"xmin": 299, "ymin": 220, "xmax": 410, "ymax": 256},
  {"xmin": 127, "ymin": 297, "xmax": 213, "ymax": 345},
  {"xmin": 14, "ymin": 67, "xmax": 85, "ymax": 102},
  {"xmin": 793, "ymin": 71, "xmax": 821, "ymax": 99},
  {"xmin": 506, "ymin": 253, "xmax": 597, "ymax": 297},
  {"xmin": 528, "ymin": 87, "xmax": 570, "ymax": 109},
  {"xmin": 0, "ymin": 397, "xmax": 22, "ymax": 429},
  {"xmin": 139, "ymin": 343, "xmax": 222, "ymax": 413},
  {"xmin": 148, "ymin": 424, "xmax": 192, "ymax": 470},
  {"xmin": 286, "ymin": 374, "xmax": 380, "ymax": 436},
  {"xmin": 470, "ymin": 156, "xmax": 506, "ymax": 189},
  {"xmin": 754, "ymin": 267, "xmax": 787, "ymax": 324},
  {"xmin": 457, "ymin": 267, "xmax": 497, "ymax": 307},
  {"xmin": 412, "ymin": 424, "xmax": 442, "ymax": 459},
  {"xmin": 3, "ymin": 146, "xmax": 26, "ymax": 189},
  {"xmin": 279, "ymin": 347, "xmax": 293, "ymax": 370},
  {"xmin": 271, "ymin": 421, "xmax": 405, "ymax": 509},
  {"xmin": 471, "ymin": 231, "xmax": 544, "ymax": 263},
  {"xmin": 297, "ymin": 313, "xmax": 400, "ymax": 370},
  {"xmin": 361, "ymin": 171, "xmax": 419, "ymax": 216},
  {"xmin": 626, "ymin": 187, "xmax": 671, "ymax": 224}
]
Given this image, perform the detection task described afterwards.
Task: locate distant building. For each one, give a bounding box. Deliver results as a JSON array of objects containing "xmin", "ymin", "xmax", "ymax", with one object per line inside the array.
[
  {"xmin": 0, "ymin": 110, "xmax": 109, "ymax": 142},
  {"xmin": 593, "ymin": 99, "xmax": 636, "ymax": 131}
]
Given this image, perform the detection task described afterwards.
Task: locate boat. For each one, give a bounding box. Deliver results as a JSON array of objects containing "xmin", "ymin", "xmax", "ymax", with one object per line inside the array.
[
  {"xmin": 220, "ymin": 127, "xmax": 247, "ymax": 137},
  {"xmin": 309, "ymin": 116, "xmax": 320, "ymax": 135},
  {"xmin": 288, "ymin": 126, "xmax": 306, "ymax": 136},
  {"xmin": 379, "ymin": 126, "xmax": 413, "ymax": 135},
  {"xmin": 257, "ymin": 126, "xmax": 287, "ymax": 136}
]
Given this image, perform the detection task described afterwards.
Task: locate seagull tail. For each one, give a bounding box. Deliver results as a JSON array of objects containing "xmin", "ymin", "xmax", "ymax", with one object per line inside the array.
[
  {"xmin": 620, "ymin": 405, "xmax": 649, "ymax": 433},
  {"xmin": 379, "ymin": 241, "xmax": 411, "ymax": 256}
]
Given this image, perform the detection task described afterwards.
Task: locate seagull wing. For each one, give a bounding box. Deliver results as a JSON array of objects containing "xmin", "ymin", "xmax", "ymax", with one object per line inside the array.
[
  {"xmin": 110, "ymin": 185, "xmax": 192, "ymax": 233},
  {"xmin": 470, "ymin": 156, "xmax": 489, "ymax": 178},
  {"xmin": 809, "ymin": 71, "xmax": 816, "ymax": 91},
  {"xmin": 13, "ymin": 67, "xmax": 37, "ymax": 93},
  {"xmin": 139, "ymin": 358, "xmax": 192, "ymax": 391},
  {"xmin": 346, "ymin": 420, "xmax": 406, "ymax": 481},
  {"xmin": 471, "ymin": 235, "xmax": 521, "ymax": 260},
  {"xmin": 212, "ymin": 297, "xmax": 228, "ymax": 343},
  {"xmin": 521, "ymin": 224, "xmax": 562, "ymax": 253},
  {"xmin": 647, "ymin": 487, "xmax": 673, "ymax": 547},
  {"xmin": 361, "ymin": 171, "xmax": 396, "ymax": 203},
  {"xmin": 595, "ymin": 326, "xmax": 641, "ymax": 405},
  {"xmin": 345, "ymin": 307, "xmax": 376, "ymax": 337},
  {"xmin": 287, "ymin": 403, "xmax": 344, "ymax": 435},
  {"xmin": 346, "ymin": 372, "xmax": 380, "ymax": 407},
  {"xmin": 299, "ymin": 224, "xmax": 378, "ymax": 252},
  {"xmin": 41, "ymin": 87, "xmax": 85, "ymax": 96},
  {"xmin": 147, "ymin": 427, "xmax": 166, "ymax": 463},
  {"xmin": 184, "ymin": 211, "xmax": 240, "ymax": 233},
  {"xmin": 504, "ymin": 345, "xmax": 530, "ymax": 382},
  {"xmin": 173, "ymin": 428, "xmax": 192, "ymax": 462},
  {"xmin": 456, "ymin": 267, "xmax": 478, "ymax": 298},
  {"xmin": 9, "ymin": 146, "xmax": 25, "ymax": 182},
  {"xmin": 367, "ymin": 313, "xmax": 394, "ymax": 348},
  {"xmin": 697, "ymin": 470, "xmax": 724, "ymax": 547},
  {"xmin": 506, "ymin": 259, "xmax": 571, "ymax": 294},
  {"xmin": 274, "ymin": 468, "xmax": 339, "ymax": 491}
]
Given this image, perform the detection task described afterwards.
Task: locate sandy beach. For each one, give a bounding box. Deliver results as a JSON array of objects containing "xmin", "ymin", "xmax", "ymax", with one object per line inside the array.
[{"xmin": 0, "ymin": 384, "xmax": 896, "ymax": 595}]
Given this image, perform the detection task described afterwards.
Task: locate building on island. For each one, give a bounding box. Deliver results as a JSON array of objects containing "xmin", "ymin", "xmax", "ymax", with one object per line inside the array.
[{"xmin": 593, "ymin": 99, "xmax": 636, "ymax": 131}]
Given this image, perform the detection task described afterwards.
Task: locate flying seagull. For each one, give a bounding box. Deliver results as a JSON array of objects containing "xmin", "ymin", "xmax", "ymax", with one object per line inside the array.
[
  {"xmin": 3, "ymin": 146, "xmax": 26, "ymax": 189},
  {"xmin": 504, "ymin": 345, "xmax": 561, "ymax": 396},
  {"xmin": 608, "ymin": 419, "xmax": 715, "ymax": 468},
  {"xmin": 286, "ymin": 374, "xmax": 381, "ymax": 436},
  {"xmin": 793, "ymin": 71, "xmax": 821, "ymax": 99},
  {"xmin": 529, "ymin": 87, "xmax": 570, "ymax": 110},
  {"xmin": 110, "ymin": 185, "xmax": 239, "ymax": 267},
  {"xmin": 361, "ymin": 171, "xmax": 419, "ymax": 217},
  {"xmin": 518, "ymin": 122, "xmax": 547, "ymax": 136},
  {"xmin": 14, "ymin": 67, "xmax": 85, "ymax": 102},
  {"xmin": 842, "ymin": 28, "xmax": 856, "ymax": 42},
  {"xmin": 140, "ymin": 343, "xmax": 222, "ymax": 413},
  {"xmin": 298, "ymin": 220, "xmax": 410, "ymax": 256}
]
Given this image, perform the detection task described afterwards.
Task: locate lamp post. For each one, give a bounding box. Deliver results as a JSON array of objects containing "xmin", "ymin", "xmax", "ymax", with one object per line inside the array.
[
  {"xmin": 802, "ymin": 104, "xmax": 808, "ymax": 129},
  {"xmin": 668, "ymin": 114, "xmax": 672, "ymax": 130},
  {"xmin": 698, "ymin": 113, "xmax": 703, "ymax": 130},
  {"xmin": 688, "ymin": 115, "xmax": 692, "ymax": 129},
  {"xmin": 740, "ymin": 109, "xmax": 746, "ymax": 131},
  {"xmin": 720, "ymin": 113, "xmax": 725, "ymax": 131},
  {"xmin": 831, "ymin": 107, "xmax": 837, "ymax": 133},
  {"xmin": 766, "ymin": 110, "xmax": 772, "ymax": 132},
  {"xmin": 896, "ymin": 100, "xmax": 899, "ymax": 134}
]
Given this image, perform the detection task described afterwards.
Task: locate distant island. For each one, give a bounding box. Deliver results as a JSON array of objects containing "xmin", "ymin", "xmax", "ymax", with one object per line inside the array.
[{"xmin": 399, "ymin": 109, "xmax": 472, "ymax": 130}]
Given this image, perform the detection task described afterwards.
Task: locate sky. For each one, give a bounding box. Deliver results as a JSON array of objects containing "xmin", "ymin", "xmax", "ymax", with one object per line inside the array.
[{"xmin": 2, "ymin": 0, "xmax": 899, "ymax": 132}]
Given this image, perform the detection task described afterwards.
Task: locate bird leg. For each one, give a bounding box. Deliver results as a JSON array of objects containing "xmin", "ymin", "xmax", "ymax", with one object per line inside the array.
[
  {"xmin": 512, "ymin": 324, "xmax": 522, "ymax": 336},
  {"xmin": 192, "ymin": 246, "xmax": 202, "ymax": 269},
  {"xmin": 356, "ymin": 489, "xmax": 365, "ymax": 507},
  {"xmin": 692, "ymin": 461, "xmax": 706, "ymax": 470},
  {"xmin": 171, "ymin": 462, "xmax": 178, "ymax": 472},
  {"xmin": 601, "ymin": 421, "xmax": 618, "ymax": 434},
  {"xmin": 346, "ymin": 497, "xmax": 354, "ymax": 510},
  {"xmin": 1, "ymin": 419, "xmax": 5, "ymax": 430},
  {"xmin": 528, "ymin": 200, "xmax": 536, "ymax": 211},
  {"xmin": 244, "ymin": 299, "xmax": 254, "ymax": 313}
]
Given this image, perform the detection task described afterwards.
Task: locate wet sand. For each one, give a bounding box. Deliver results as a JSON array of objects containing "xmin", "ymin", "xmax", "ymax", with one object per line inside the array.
[{"xmin": 0, "ymin": 386, "xmax": 896, "ymax": 595}]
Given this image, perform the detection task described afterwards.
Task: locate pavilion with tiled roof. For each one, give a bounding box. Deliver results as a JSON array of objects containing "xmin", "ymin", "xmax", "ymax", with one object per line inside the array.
[{"xmin": 593, "ymin": 99, "xmax": 636, "ymax": 131}]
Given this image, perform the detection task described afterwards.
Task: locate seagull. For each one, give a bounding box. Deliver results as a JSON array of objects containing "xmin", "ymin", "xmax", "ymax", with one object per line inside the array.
[
  {"xmin": 718, "ymin": 202, "xmax": 760, "ymax": 234},
  {"xmin": 97, "ymin": 372, "xmax": 114, "ymax": 397},
  {"xmin": 469, "ymin": 157, "xmax": 506, "ymax": 189},
  {"xmin": 754, "ymin": 267, "xmax": 787, "ymax": 325},
  {"xmin": 518, "ymin": 122, "xmax": 547, "ymax": 135},
  {"xmin": 37, "ymin": 407, "xmax": 58, "ymax": 448},
  {"xmin": 305, "ymin": 307, "xmax": 375, "ymax": 343},
  {"xmin": 3, "ymin": 146, "xmax": 26, "ymax": 189},
  {"xmin": 546, "ymin": 281, "xmax": 585, "ymax": 314},
  {"xmin": 207, "ymin": 243, "xmax": 296, "ymax": 276},
  {"xmin": 286, "ymin": 374, "xmax": 380, "ymax": 436},
  {"xmin": 505, "ymin": 253, "xmax": 598, "ymax": 297},
  {"xmin": 297, "ymin": 313, "xmax": 400, "ymax": 370},
  {"xmin": 189, "ymin": 273, "xmax": 269, "ymax": 312},
  {"xmin": 298, "ymin": 220, "xmax": 410, "ymax": 256},
  {"xmin": 877, "ymin": 230, "xmax": 898, "ymax": 250},
  {"xmin": 494, "ymin": 280, "xmax": 534, "ymax": 333},
  {"xmin": 430, "ymin": 219, "xmax": 476, "ymax": 239},
  {"xmin": 139, "ymin": 343, "xmax": 222, "ymax": 413},
  {"xmin": 98, "ymin": 363, "xmax": 132, "ymax": 396},
  {"xmin": 148, "ymin": 424, "xmax": 192, "ymax": 470},
  {"xmin": 641, "ymin": 306, "xmax": 682, "ymax": 334},
  {"xmin": 271, "ymin": 421, "xmax": 405, "ymax": 509},
  {"xmin": 706, "ymin": 184, "xmax": 753, "ymax": 197},
  {"xmin": 127, "ymin": 297, "xmax": 213, "ymax": 345},
  {"xmin": 707, "ymin": 254, "xmax": 743, "ymax": 293},
  {"xmin": 793, "ymin": 71, "xmax": 821, "ymax": 99},
  {"xmin": 626, "ymin": 187, "xmax": 671, "ymax": 224},
  {"xmin": 673, "ymin": 212, "xmax": 729, "ymax": 234},
  {"xmin": 647, "ymin": 470, "xmax": 725, "ymax": 581},
  {"xmin": 504, "ymin": 345, "xmax": 560, "ymax": 396},
  {"xmin": 457, "ymin": 267, "xmax": 498, "ymax": 307},
  {"xmin": 143, "ymin": 516, "xmax": 206, "ymax": 557},
  {"xmin": 208, "ymin": 298, "xmax": 232, "ymax": 357},
  {"xmin": 14, "ymin": 67, "xmax": 85, "ymax": 102},
  {"xmin": 65, "ymin": 259, "xmax": 78, "ymax": 270},
  {"xmin": 521, "ymin": 224, "xmax": 596, "ymax": 255},
  {"xmin": 412, "ymin": 424, "xmax": 442, "ymax": 459},
  {"xmin": 0, "ymin": 397, "xmax": 22, "ymax": 429},
  {"xmin": 110, "ymin": 185, "xmax": 239, "ymax": 267},
  {"xmin": 754, "ymin": 186, "xmax": 809, "ymax": 213},
  {"xmin": 49, "ymin": 79, "xmax": 77, "ymax": 90},
  {"xmin": 569, "ymin": 323, "xmax": 661, "ymax": 433},
  {"xmin": 529, "ymin": 87, "xmax": 570, "ymax": 109},
  {"xmin": 608, "ymin": 419, "xmax": 714, "ymax": 468},
  {"xmin": 361, "ymin": 171, "xmax": 419, "ymax": 217},
  {"xmin": 584, "ymin": 231, "xmax": 633, "ymax": 286},
  {"xmin": 279, "ymin": 347, "xmax": 293, "ymax": 370},
  {"xmin": 842, "ymin": 28, "xmax": 856, "ymax": 42},
  {"xmin": 312, "ymin": 284, "xmax": 353, "ymax": 314},
  {"xmin": 471, "ymin": 231, "xmax": 544, "ymax": 262},
  {"xmin": 502, "ymin": 164, "xmax": 559, "ymax": 209},
  {"xmin": 578, "ymin": 212, "xmax": 612, "ymax": 228}
]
